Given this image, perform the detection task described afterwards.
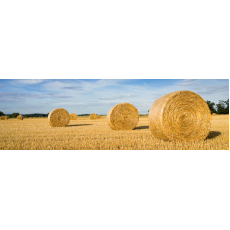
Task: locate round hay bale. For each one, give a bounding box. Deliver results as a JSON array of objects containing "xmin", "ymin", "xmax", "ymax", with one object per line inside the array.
[
  {"xmin": 1, "ymin": 116, "xmax": 5, "ymax": 120},
  {"xmin": 17, "ymin": 115, "xmax": 23, "ymax": 120},
  {"xmin": 96, "ymin": 115, "xmax": 101, "ymax": 119},
  {"xmin": 212, "ymin": 113, "xmax": 217, "ymax": 116},
  {"xmin": 5, "ymin": 116, "xmax": 8, "ymax": 120},
  {"xmin": 48, "ymin": 108, "xmax": 70, "ymax": 127},
  {"xmin": 70, "ymin": 113, "xmax": 77, "ymax": 120},
  {"xmin": 107, "ymin": 103, "xmax": 139, "ymax": 130},
  {"xmin": 89, "ymin": 113, "xmax": 97, "ymax": 119},
  {"xmin": 148, "ymin": 90, "xmax": 211, "ymax": 142}
]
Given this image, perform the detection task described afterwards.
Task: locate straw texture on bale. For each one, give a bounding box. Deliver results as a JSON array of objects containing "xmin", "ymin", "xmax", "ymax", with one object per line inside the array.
[
  {"xmin": 89, "ymin": 113, "xmax": 97, "ymax": 119},
  {"xmin": 148, "ymin": 90, "xmax": 211, "ymax": 142},
  {"xmin": 17, "ymin": 115, "xmax": 23, "ymax": 120},
  {"xmin": 1, "ymin": 116, "xmax": 5, "ymax": 120},
  {"xmin": 96, "ymin": 115, "xmax": 101, "ymax": 119},
  {"xmin": 48, "ymin": 108, "xmax": 70, "ymax": 127},
  {"xmin": 107, "ymin": 103, "xmax": 139, "ymax": 130},
  {"xmin": 5, "ymin": 116, "xmax": 8, "ymax": 120},
  {"xmin": 70, "ymin": 113, "xmax": 77, "ymax": 120}
]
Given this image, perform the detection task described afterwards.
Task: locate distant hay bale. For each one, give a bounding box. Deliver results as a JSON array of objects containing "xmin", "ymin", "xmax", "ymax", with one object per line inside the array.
[
  {"xmin": 107, "ymin": 103, "xmax": 139, "ymax": 130},
  {"xmin": 89, "ymin": 113, "xmax": 97, "ymax": 119},
  {"xmin": 148, "ymin": 90, "xmax": 211, "ymax": 142},
  {"xmin": 70, "ymin": 113, "xmax": 77, "ymax": 120},
  {"xmin": 212, "ymin": 113, "xmax": 217, "ymax": 116},
  {"xmin": 5, "ymin": 116, "xmax": 8, "ymax": 120},
  {"xmin": 48, "ymin": 108, "xmax": 70, "ymax": 127},
  {"xmin": 96, "ymin": 115, "xmax": 101, "ymax": 119},
  {"xmin": 1, "ymin": 116, "xmax": 5, "ymax": 120},
  {"xmin": 17, "ymin": 115, "xmax": 23, "ymax": 120}
]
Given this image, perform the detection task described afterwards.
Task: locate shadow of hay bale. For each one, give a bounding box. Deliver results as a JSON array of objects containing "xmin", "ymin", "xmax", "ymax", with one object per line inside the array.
[
  {"xmin": 134, "ymin": 126, "xmax": 149, "ymax": 130},
  {"xmin": 206, "ymin": 131, "xmax": 221, "ymax": 140},
  {"xmin": 67, "ymin": 124, "xmax": 93, "ymax": 127}
]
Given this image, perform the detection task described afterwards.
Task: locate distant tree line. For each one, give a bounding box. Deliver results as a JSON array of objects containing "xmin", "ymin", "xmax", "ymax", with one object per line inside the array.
[
  {"xmin": 206, "ymin": 99, "xmax": 229, "ymax": 114},
  {"xmin": 78, "ymin": 114, "xmax": 91, "ymax": 116},
  {"xmin": 0, "ymin": 112, "xmax": 49, "ymax": 118}
]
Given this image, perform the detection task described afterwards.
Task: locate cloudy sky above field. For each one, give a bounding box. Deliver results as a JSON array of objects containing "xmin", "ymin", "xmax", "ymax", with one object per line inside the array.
[{"xmin": 0, "ymin": 79, "xmax": 228, "ymax": 114}]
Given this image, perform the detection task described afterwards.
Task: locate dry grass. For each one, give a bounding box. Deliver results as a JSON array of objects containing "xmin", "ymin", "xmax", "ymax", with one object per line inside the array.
[
  {"xmin": 107, "ymin": 103, "xmax": 139, "ymax": 130},
  {"xmin": 149, "ymin": 91, "xmax": 211, "ymax": 142},
  {"xmin": 0, "ymin": 115, "xmax": 228, "ymax": 150}
]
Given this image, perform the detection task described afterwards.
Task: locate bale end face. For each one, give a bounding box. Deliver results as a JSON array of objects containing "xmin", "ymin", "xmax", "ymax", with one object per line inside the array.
[
  {"xmin": 1, "ymin": 116, "xmax": 5, "ymax": 120},
  {"xmin": 107, "ymin": 103, "xmax": 139, "ymax": 130},
  {"xmin": 48, "ymin": 108, "xmax": 70, "ymax": 127},
  {"xmin": 89, "ymin": 113, "xmax": 97, "ymax": 119},
  {"xmin": 70, "ymin": 113, "xmax": 77, "ymax": 120},
  {"xmin": 17, "ymin": 115, "xmax": 23, "ymax": 120},
  {"xmin": 148, "ymin": 90, "xmax": 211, "ymax": 142}
]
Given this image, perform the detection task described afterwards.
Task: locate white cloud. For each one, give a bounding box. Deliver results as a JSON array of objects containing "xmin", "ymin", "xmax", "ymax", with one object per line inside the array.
[
  {"xmin": 177, "ymin": 79, "xmax": 198, "ymax": 86},
  {"xmin": 15, "ymin": 79, "xmax": 44, "ymax": 84}
]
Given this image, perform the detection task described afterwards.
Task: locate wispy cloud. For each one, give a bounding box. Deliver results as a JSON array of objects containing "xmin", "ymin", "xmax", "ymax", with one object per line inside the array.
[
  {"xmin": 0, "ymin": 92, "xmax": 72, "ymax": 103},
  {"xmin": 177, "ymin": 79, "xmax": 198, "ymax": 86},
  {"xmin": 99, "ymin": 95, "xmax": 135, "ymax": 100},
  {"xmin": 14, "ymin": 79, "xmax": 45, "ymax": 84},
  {"xmin": 191, "ymin": 84, "xmax": 229, "ymax": 95},
  {"xmin": 62, "ymin": 86, "xmax": 84, "ymax": 90}
]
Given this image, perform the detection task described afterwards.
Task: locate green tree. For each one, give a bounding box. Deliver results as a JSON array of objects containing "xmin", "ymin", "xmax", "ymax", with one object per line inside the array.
[
  {"xmin": 224, "ymin": 99, "xmax": 229, "ymax": 114},
  {"xmin": 206, "ymin": 100, "xmax": 217, "ymax": 114},
  {"xmin": 11, "ymin": 112, "xmax": 19, "ymax": 118},
  {"xmin": 216, "ymin": 99, "xmax": 229, "ymax": 114},
  {"xmin": 0, "ymin": 111, "xmax": 5, "ymax": 116}
]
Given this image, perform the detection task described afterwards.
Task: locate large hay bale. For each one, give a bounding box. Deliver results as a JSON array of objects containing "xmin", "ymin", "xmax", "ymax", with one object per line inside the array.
[
  {"xmin": 48, "ymin": 108, "xmax": 70, "ymax": 127},
  {"xmin": 5, "ymin": 116, "xmax": 8, "ymax": 120},
  {"xmin": 17, "ymin": 115, "xmax": 23, "ymax": 120},
  {"xmin": 1, "ymin": 116, "xmax": 5, "ymax": 120},
  {"xmin": 107, "ymin": 103, "xmax": 139, "ymax": 130},
  {"xmin": 89, "ymin": 113, "xmax": 97, "ymax": 119},
  {"xmin": 148, "ymin": 90, "xmax": 211, "ymax": 142},
  {"xmin": 96, "ymin": 115, "xmax": 101, "ymax": 119},
  {"xmin": 70, "ymin": 113, "xmax": 77, "ymax": 120}
]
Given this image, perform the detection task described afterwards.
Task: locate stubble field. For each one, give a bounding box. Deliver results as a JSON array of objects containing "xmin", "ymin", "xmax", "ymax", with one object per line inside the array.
[{"xmin": 0, "ymin": 115, "xmax": 228, "ymax": 150}]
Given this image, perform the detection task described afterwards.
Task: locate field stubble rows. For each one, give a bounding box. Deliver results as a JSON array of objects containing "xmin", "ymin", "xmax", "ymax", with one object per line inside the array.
[{"xmin": 0, "ymin": 115, "xmax": 229, "ymax": 150}]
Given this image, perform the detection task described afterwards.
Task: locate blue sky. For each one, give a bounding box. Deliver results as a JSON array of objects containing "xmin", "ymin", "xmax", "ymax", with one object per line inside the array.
[{"xmin": 0, "ymin": 79, "xmax": 228, "ymax": 115}]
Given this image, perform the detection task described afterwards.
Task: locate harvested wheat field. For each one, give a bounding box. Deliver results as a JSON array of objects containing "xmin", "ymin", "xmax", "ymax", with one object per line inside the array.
[{"xmin": 0, "ymin": 115, "xmax": 228, "ymax": 150}]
